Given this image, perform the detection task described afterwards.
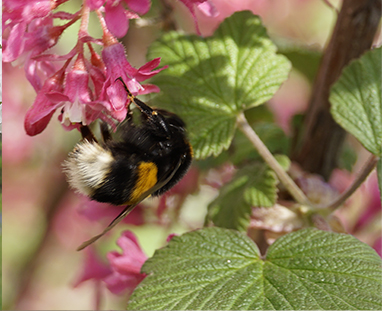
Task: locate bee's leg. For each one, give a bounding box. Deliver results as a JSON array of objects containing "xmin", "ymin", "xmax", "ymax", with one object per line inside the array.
[
  {"xmin": 100, "ymin": 122, "xmax": 112, "ymax": 143},
  {"xmin": 76, "ymin": 204, "xmax": 136, "ymax": 251},
  {"xmin": 80, "ymin": 125, "xmax": 98, "ymax": 143}
]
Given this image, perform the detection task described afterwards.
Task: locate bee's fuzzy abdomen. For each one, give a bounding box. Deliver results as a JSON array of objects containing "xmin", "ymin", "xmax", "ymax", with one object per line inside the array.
[{"xmin": 63, "ymin": 140, "xmax": 114, "ymax": 197}]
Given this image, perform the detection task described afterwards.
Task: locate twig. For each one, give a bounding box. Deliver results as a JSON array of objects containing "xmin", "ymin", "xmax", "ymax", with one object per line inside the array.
[
  {"xmin": 322, "ymin": 0, "xmax": 339, "ymax": 14},
  {"xmin": 325, "ymin": 154, "xmax": 379, "ymax": 211},
  {"xmin": 236, "ymin": 113, "xmax": 312, "ymax": 207}
]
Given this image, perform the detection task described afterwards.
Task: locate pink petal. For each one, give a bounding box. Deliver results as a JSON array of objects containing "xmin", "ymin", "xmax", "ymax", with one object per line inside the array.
[
  {"xmin": 105, "ymin": 2, "xmax": 129, "ymax": 38},
  {"xmin": 3, "ymin": 22, "xmax": 26, "ymax": 62},
  {"xmin": 25, "ymin": 58, "xmax": 43, "ymax": 92},
  {"xmin": 24, "ymin": 92, "xmax": 64, "ymax": 135},
  {"xmin": 73, "ymin": 247, "xmax": 112, "ymax": 287},
  {"xmin": 45, "ymin": 92, "xmax": 70, "ymax": 102},
  {"xmin": 24, "ymin": 63, "xmax": 69, "ymax": 135},
  {"xmin": 24, "ymin": 110, "xmax": 56, "ymax": 136},
  {"xmin": 197, "ymin": 0, "xmax": 219, "ymax": 17},
  {"xmin": 86, "ymin": 0, "xmax": 106, "ymax": 10},
  {"xmin": 138, "ymin": 83, "xmax": 160, "ymax": 95},
  {"xmin": 125, "ymin": 0, "xmax": 151, "ymax": 15},
  {"xmin": 106, "ymin": 79, "xmax": 129, "ymax": 111},
  {"xmin": 166, "ymin": 233, "xmax": 178, "ymax": 242},
  {"xmin": 138, "ymin": 57, "xmax": 162, "ymax": 72},
  {"xmin": 134, "ymin": 60, "xmax": 167, "ymax": 82},
  {"xmin": 107, "ymin": 231, "xmax": 147, "ymax": 275},
  {"xmin": 52, "ymin": 11, "xmax": 79, "ymax": 20},
  {"xmin": 104, "ymin": 271, "xmax": 145, "ymax": 295}
]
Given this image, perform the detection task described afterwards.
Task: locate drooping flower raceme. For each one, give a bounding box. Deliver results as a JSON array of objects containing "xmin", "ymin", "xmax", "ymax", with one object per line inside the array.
[
  {"xmin": 3, "ymin": 0, "xmax": 168, "ymax": 136},
  {"xmin": 4, "ymin": 0, "xmax": 217, "ymax": 136}
]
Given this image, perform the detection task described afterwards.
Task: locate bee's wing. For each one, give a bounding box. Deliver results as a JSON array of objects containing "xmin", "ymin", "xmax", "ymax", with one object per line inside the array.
[{"xmin": 76, "ymin": 158, "xmax": 183, "ymax": 251}]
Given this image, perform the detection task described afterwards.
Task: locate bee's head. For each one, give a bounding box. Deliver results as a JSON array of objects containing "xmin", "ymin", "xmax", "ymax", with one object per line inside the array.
[
  {"xmin": 115, "ymin": 78, "xmax": 187, "ymax": 140},
  {"xmin": 133, "ymin": 98, "xmax": 186, "ymax": 140}
]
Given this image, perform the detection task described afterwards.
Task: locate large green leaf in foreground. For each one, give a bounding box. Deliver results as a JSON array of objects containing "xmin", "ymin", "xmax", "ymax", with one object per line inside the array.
[
  {"xmin": 330, "ymin": 47, "xmax": 382, "ymax": 156},
  {"xmin": 127, "ymin": 228, "xmax": 382, "ymax": 310},
  {"xmin": 148, "ymin": 11, "xmax": 291, "ymax": 159}
]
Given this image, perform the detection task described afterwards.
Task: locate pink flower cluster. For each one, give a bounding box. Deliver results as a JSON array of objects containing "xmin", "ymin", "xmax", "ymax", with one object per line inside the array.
[
  {"xmin": 3, "ymin": 0, "xmax": 168, "ymax": 135},
  {"xmin": 3, "ymin": 0, "xmax": 217, "ymax": 136}
]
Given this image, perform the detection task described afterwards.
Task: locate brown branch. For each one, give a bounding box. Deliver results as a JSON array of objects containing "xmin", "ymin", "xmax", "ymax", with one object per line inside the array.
[{"xmin": 292, "ymin": 0, "xmax": 381, "ymax": 180}]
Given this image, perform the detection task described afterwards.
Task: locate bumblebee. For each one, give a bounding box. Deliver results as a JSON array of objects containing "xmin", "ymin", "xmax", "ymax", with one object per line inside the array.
[{"xmin": 64, "ymin": 78, "xmax": 193, "ymax": 250}]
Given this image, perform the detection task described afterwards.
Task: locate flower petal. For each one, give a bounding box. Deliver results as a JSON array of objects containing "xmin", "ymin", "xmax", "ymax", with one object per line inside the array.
[
  {"xmin": 105, "ymin": 2, "xmax": 129, "ymax": 38},
  {"xmin": 3, "ymin": 22, "xmax": 26, "ymax": 62},
  {"xmin": 125, "ymin": 0, "xmax": 151, "ymax": 15}
]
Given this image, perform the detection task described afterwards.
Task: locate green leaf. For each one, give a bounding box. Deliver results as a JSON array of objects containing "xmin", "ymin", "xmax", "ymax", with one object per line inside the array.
[
  {"xmin": 127, "ymin": 228, "xmax": 382, "ymax": 310},
  {"xmin": 264, "ymin": 228, "xmax": 382, "ymax": 310},
  {"xmin": 330, "ymin": 47, "xmax": 382, "ymax": 156},
  {"xmin": 207, "ymin": 161, "xmax": 280, "ymax": 231},
  {"xmin": 148, "ymin": 11, "xmax": 291, "ymax": 159},
  {"xmin": 277, "ymin": 41, "xmax": 321, "ymax": 82}
]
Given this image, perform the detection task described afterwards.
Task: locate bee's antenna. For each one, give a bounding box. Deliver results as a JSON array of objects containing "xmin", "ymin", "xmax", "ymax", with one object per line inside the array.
[
  {"xmin": 115, "ymin": 77, "xmax": 155, "ymax": 117},
  {"xmin": 116, "ymin": 77, "xmax": 134, "ymax": 100}
]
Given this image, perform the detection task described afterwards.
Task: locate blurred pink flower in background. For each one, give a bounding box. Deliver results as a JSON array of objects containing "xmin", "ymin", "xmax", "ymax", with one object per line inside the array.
[
  {"xmin": 73, "ymin": 247, "xmax": 113, "ymax": 310},
  {"xmin": 74, "ymin": 231, "xmax": 147, "ymax": 307},
  {"xmin": 157, "ymin": 167, "xmax": 200, "ymax": 219},
  {"xmin": 178, "ymin": 0, "xmax": 219, "ymax": 34},
  {"xmin": 77, "ymin": 196, "xmax": 145, "ymax": 226},
  {"xmin": 104, "ymin": 231, "xmax": 148, "ymax": 294},
  {"xmin": 331, "ymin": 170, "xmax": 382, "ymax": 255}
]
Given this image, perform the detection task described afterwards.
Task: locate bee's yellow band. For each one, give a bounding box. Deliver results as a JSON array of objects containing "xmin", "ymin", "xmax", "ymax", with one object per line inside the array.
[{"xmin": 130, "ymin": 162, "xmax": 158, "ymax": 203}]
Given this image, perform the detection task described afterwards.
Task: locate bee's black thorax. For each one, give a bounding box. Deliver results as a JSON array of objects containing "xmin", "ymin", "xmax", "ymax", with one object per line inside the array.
[{"xmin": 87, "ymin": 108, "xmax": 192, "ymax": 206}]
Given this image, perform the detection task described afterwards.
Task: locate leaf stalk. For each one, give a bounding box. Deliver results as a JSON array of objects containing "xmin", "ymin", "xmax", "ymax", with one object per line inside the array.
[{"xmin": 236, "ymin": 113, "xmax": 312, "ymax": 207}]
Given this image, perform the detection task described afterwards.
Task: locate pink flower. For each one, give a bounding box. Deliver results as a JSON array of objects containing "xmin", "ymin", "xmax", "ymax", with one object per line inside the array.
[
  {"xmin": 3, "ymin": 0, "xmax": 52, "ymax": 23},
  {"xmin": 24, "ymin": 60, "xmax": 69, "ymax": 136},
  {"xmin": 104, "ymin": 0, "xmax": 151, "ymax": 38},
  {"xmin": 6, "ymin": 0, "xmax": 163, "ymax": 136},
  {"xmin": 74, "ymin": 247, "xmax": 112, "ymax": 287},
  {"xmin": 179, "ymin": 0, "xmax": 219, "ymax": 35},
  {"xmin": 24, "ymin": 53, "xmax": 108, "ymax": 135},
  {"xmin": 87, "ymin": 0, "xmax": 151, "ymax": 38},
  {"xmin": 52, "ymin": 54, "xmax": 108, "ymax": 130},
  {"xmin": 157, "ymin": 168, "xmax": 200, "ymax": 219},
  {"xmin": 99, "ymin": 42, "xmax": 167, "ymax": 121},
  {"xmin": 3, "ymin": 8, "xmax": 77, "ymax": 64},
  {"xmin": 353, "ymin": 173, "xmax": 381, "ymax": 231},
  {"xmin": 73, "ymin": 231, "xmax": 147, "ymax": 306},
  {"xmin": 73, "ymin": 247, "xmax": 113, "ymax": 310},
  {"xmin": 104, "ymin": 231, "xmax": 147, "ymax": 295}
]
